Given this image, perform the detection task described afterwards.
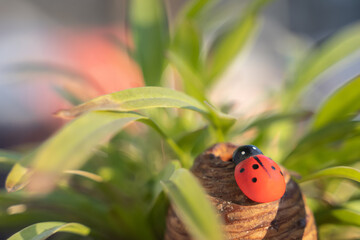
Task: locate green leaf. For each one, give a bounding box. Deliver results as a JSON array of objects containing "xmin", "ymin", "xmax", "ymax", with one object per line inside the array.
[
  {"xmin": 177, "ymin": 126, "xmax": 212, "ymax": 157},
  {"xmin": 161, "ymin": 169, "xmax": 225, "ymax": 240},
  {"xmin": 241, "ymin": 111, "xmax": 310, "ymax": 132},
  {"xmin": 167, "ymin": 51, "xmax": 206, "ymax": 101},
  {"xmin": 0, "ymin": 150, "xmax": 21, "ymax": 164},
  {"xmin": 312, "ymin": 75, "xmax": 360, "ymax": 129},
  {"xmin": 55, "ymin": 87, "xmax": 208, "ymax": 118},
  {"xmin": 204, "ymin": 101, "xmax": 237, "ymax": 136},
  {"xmin": 182, "ymin": 0, "xmax": 213, "ymax": 19},
  {"xmin": 172, "ymin": 20, "xmax": 201, "ymax": 71},
  {"xmin": 5, "ymin": 163, "xmax": 30, "ymax": 192},
  {"xmin": 64, "ymin": 170, "xmax": 103, "ymax": 182},
  {"xmin": 283, "ymin": 121, "xmax": 360, "ymax": 173},
  {"xmin": 8, "ymin": 221, "xmax": 90, "ymax": 240},
  {"xmin": 56, "ymin": 87, "xmax": 236, "ymax": 139},
  {"xmin": 6, "ymin": 111, "xmax": 146, "ymax": 192},
  {"xmin": 207, "ymin": 0, "xmax": 272, "ymax": 81},
  {"xmin": 137, "ymin": 118, "xmax": 191, "ymax": 167},
  {"xmin": 300, "ymin": 166, "xmax": 360, "ymax": 183},
  {"xmin": 130, "ymin": 0, "xmax": 169, "ymax": 86},
  {"xmin": 52, "ymin": 85, "xmax": 83, "ymax": 105},
  {"xmin": 329, "ymin": 209, "xmax": 360, "ymax": 227},
  {"xmin": 285, "ymin": 22, "xmax": 360, "ymax": 107}
]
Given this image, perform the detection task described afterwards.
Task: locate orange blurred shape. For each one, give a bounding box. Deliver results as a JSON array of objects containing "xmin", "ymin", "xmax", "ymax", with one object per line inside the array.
[
  {"xmin": 47, "ymin": 27, "xmax": 144, "ymax": 99},
  {"xmin": 0, "ymin": 27, "xmax": 144, "ymax": 147}
]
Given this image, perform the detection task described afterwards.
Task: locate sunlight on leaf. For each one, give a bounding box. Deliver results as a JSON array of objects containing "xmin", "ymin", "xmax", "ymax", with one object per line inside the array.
[
  {"xmin": 161, "ymin": 169, "xmax": 225, "ymax": 240},
  {"xmin": 55, "ymin": 87, "xmax": 208, "ymax": 119},
  {"xmin": 6, "ymin": 111, "xmax": 146, "ymax": 192},
  {"xmin": 300, "ymin": 166, "xmax": 360, "ymax": 183},
  {"xmin": 64, "ymin": 170, "xmax": 103, "ymax": 182},
  {"xmin": 5, "ymin": 164, "xmax": 30, "ymax": 192},
  {"xmin": 55, "ymin": 87, "xmax": 235, "ymax": 139},
  {"xmin": 8, "ymin": 221, "xmax": 90, "ymax": 240}
]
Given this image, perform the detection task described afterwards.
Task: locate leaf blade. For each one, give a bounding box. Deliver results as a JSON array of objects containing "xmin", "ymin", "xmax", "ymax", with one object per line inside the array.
[
  {"xmin": 8, "ymin": 221, "xmax": 90, "ymax": 240},
  {"xmin": 130, "ymin": 0, "xmax": 169, "ymax": 86},
  {"xmin": 329, "ymin": 209, "xmax": 360, "ymax": 227},
  {"xmin": 6, "ymin": 111, "xmax": 146, "ymax": 192},
  {"xmin": 56, "ymin": 87, "xmax": 208, "ymax": 119},
  {"xmin": 283, "ymin": 121, "xmax": 360, "ymax": 173},
  {"xmin": 0, "ymin": 150, "xmax": 21, "ymax": 164},
  {"xmin": 161, "ymin": 169, "xmax": 225, "ymax": 240},
  {"xmin": 312, "ymin": 75, "xmax": 360, "ymax": 129},
  {"xmin": 285, "ymin": 22, "xmax": 360, "ymax": 107},
  {"xmin": 207, "ymin": 0, "xmax": 272, "ymax": 81},
  {"xmin": 300, "ymin": 166, "xmax": 360, "ymax": 183}
]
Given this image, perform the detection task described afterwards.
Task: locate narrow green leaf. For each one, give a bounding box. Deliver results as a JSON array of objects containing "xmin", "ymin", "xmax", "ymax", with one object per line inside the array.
[
  {"xmin": 56, "ymin": 87, "xmax": 208, "ymax": 118},
  {"xmin": 130, "ymin": 0, "xmax": 168, "ymax": 86},
  {"xmin": 329, "ymin": 209, "xmax": 360, "ymax": 227},
  {"xmin": 343, "ymin": 200, "xmax": 360, "ymax": 213},
  {"xmin": 8, "ymin": 221, "xmax": 90, "ymax": 240},
  {"xmin": 207, "ymin": 0, "xmax": 272, "ymax": 81},
  {"xmin": 52, "ymin": 85, "xmax": 83, "ymax": 105},
  {"xmin": 6, "ymin": 111, "xmax": 146, "ymax": 192},
  {"xmin": 283, "ymin": 121, "xmax": 360, "ymax": 173},
  {"xmin": 312, "ymin": 75, "xmax": 360, "ymax": 129},
  {"xmin": 34, "ymin": 111, "xmax": 144, "ymax": 172},
  {"xmin": 5, "ymin": 163, "xmax": 30, "ymax": 192},
  {"xmin": 183, "ymin": 0, "xmax": 213, "ymax": 19},
  {"xmin": 138, "ymin": 118, "xmax": 191, "ymax": 167},
  {"xmin": 161, "ymin": 169, "xmax": 225, "ymax": 240},
  {"xmin": 300, "ymin": 166, "xmax": 360, "ymax": 183},
  {"xmin": 148, "ymin": 161, "xmax": 180, "ymax": 212},
  {"xmin": 0, "ymin": 150, "xmax": 21, "ymax": 164},
  {"xmin": 167, "ymin": 51, "xmax": 206, "ymax": 101},
  {"xmin": 56, "ymin": 87, "xmax": 235, "ymax": 138},
  {"xmin": 177, "ymin": 126, "xmax": 212, "ymax": 156},
  {"xmin": 64, "ymin": 170, "xmax": 103, "ymax": 182},
  {"xmin": 204, "ymin": 101, "xmax": 236, "ymax": 135},
  {"xmin": 285, "ymin": 22, "xmax": 360, "ymax": 107},
  {"xmin": 172, "ymin": 20, "xmax": 201, "ymax": 70},
  {"xmin": 241, "ymin": 111, "xmax": 310, "ymax": 132}
]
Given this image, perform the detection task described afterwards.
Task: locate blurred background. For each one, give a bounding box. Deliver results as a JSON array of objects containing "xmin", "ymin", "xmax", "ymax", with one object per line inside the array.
[{"xmin": 1, "ymin": 0, "xmax": 360, "ymax": 148}]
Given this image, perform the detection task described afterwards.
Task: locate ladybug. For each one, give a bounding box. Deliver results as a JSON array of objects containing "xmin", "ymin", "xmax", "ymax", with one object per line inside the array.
[{"xmin": 232, "ymin": 145, "xmax": 286, "ymax": 203}]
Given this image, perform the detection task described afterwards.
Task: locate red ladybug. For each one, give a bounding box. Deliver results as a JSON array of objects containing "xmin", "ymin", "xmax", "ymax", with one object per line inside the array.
[{"xmin": 232, "ymin": 145, "xmax": 286, "ymax": 203}]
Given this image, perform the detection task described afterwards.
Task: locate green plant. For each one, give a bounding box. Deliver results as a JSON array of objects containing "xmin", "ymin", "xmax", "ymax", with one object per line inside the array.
[{"xmin": 1, "ymin": 0, "xmax": 360, "ymax": 239}]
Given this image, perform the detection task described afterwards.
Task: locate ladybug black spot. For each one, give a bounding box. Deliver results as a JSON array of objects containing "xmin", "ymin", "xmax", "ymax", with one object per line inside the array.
[
  {"xmin": 240, "ymin": 168, "xmax": 245, "ymax": 173},
  {"xmin": 297, "ymin": 218, "xmax": 306, "ymax": 228},
  {"xmin": 280, "ymin": 171, "xmax": 283, "ymax": 176},
  {"xmin": 252, "ymin": 164, "xmax": 259, "ymax": 169},
  {"xmin": 271, "ymin": 166, "xmax": 276, "ymax": 170},
  {"xmin": 252, "ymin": 177, "xmax": 257, "ymax": 183}
]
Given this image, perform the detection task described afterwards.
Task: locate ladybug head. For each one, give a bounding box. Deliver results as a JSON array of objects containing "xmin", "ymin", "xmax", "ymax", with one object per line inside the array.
[{"xmin": 232, "ymin": 145, "xmax": 263, "ymax": 165}]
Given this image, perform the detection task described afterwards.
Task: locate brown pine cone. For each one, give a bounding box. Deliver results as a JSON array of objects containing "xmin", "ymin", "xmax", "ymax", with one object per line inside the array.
[{"xmin": 165, "ymin": 143, "xmax": 317, "ymax": 240}]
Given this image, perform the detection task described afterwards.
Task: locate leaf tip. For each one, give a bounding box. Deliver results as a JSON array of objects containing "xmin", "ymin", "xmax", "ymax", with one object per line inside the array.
[{"xmin": 53, "ymin": 109, "xmax": 76, "ymax": 119}]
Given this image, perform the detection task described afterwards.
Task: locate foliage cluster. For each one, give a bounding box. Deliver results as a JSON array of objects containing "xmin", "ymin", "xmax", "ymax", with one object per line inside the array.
[{"xmin": 1, "ymin": 0, "xmax": 360, "ymax": 239}]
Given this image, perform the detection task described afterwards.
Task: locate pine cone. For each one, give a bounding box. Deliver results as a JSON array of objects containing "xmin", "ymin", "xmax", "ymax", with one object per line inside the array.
[{"xmin": 165, "ymin": 143, "xmax": 317, "ymax": 240}]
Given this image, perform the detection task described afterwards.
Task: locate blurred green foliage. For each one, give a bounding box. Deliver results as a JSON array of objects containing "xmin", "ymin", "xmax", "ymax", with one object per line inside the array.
[{"xmin": 1, "ymin": 0, "xmax": 360, "ymax": 239}]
